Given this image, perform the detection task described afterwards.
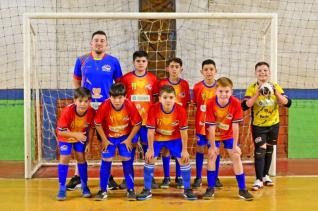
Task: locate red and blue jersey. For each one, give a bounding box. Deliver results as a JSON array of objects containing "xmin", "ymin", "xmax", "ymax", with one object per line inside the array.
[
  {"xmin": 158, "ymin": 78, "xmax": 190, "ymax": 109},
  {"xmin": 193, "ymin": 80, "xmax": 217, "ymax": 135},
  {"xmin": 94, "ymin": 99, "xmax": 142, "ymax": 138},
  {"xmin": 73, "ymin": 52, "xmax": 123, "ymax": 103},
  {"xmin": 205, "ymin": 96, "xmax": 243, "ymax": 141},
  {"xmin": 120, "ymin": 71, "xmax": 158, "ymax": 125},
  {"xmin": 57, "ymin": 104, "xmax": 96, "ymax": 143},
  {"xmin": 146, "ymin": 102, "xmax": 188, "ymax": 141}
]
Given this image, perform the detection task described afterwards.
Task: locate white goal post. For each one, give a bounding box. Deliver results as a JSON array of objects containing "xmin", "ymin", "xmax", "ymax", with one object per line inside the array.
[{"xmin": 23, "ymin": 12, "xmax": 277, "ymax": 179}]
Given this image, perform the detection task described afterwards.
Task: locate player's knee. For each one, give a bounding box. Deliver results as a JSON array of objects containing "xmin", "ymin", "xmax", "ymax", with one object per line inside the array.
[
  {"xmin": 102, "ymin": 157, "xmax": 113, "ymax": 162},
  {"xmin": 59, "ymin": 155, "xmax": 70, "ymax": 164},
  {"xmin": 230, "ymin": 152, "xmax": 241, "ymax": 163},
  {"xmin": 121, "ymin": 156, "xmax": 131, "ymax": 161},
  {"xmin": 254, "ymin": 146, "xmax": 266, "ymax": 160}
]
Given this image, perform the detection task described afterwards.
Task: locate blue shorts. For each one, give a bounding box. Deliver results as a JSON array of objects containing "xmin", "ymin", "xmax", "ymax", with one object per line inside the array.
[
  {"xmin": 196, "ymin": 134, "xmax": 210, "ymax": 147},
  {"xmin": 102, "ymin": 135, "xmax": 131, "ymax": 159},
  {"xmin": 132, "ymin": 126, "xmax": 148, "ymax": 144},
  {"xmin": 154, "ymin": 139, "xmax": 182, "ymax": 158},
  {"xmin": 215, "ymin": 138, "xmax": 234, "ymax": 149},
  {"xmin": 58, "ymin": 141, "xmax": 85, "ymax": 156}
]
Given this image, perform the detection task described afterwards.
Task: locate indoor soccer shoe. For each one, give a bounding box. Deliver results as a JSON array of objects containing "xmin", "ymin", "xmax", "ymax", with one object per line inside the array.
[
  {"xmin": 94, "ymin": 190, "xmax": 108, "ymax": 201},
  {"xmin": 66, "ymin": 175, "xmax": 81, "ymax": 191},
  {"xmin": 127, "ymin": 189, "xmax": 137, "ymax": 201},
  {"xmin": 192, "ymin": 177, "xmax": 202, "ymax": 189},
  {"xmin": 152, "ymin": 177, "xmax": 159, "ymax": 189},
  {"xmin": 175, "ymin": 177, "xmax": 184, "ymax": 189},
  {"xmin": 56, "ymin": 189, "xmax": 66, "ymax": 201},
  {"xmin": 82, "ymin": 186, "xmax": 92, "ymax": 198},
  {"xmin": 252, "ymin": 179, "xmax": 264, "ymax": 191},
  {"xmin": 263, "ymin": 175, "xmax": 274, "ymax": 186},
  {"xmin": 239, "ymin": 189, "xmax": 254, "ymax": 201},
  {"xmin": 119, "ymin": 179, "xmax": 127, "ymax": 190},
  {"xmin": 183, "ymin": 189, "xmax": 198, "ymax": 200},
  {"xmin": 160, "ymin": 177, "xmax": 171, "ymax": 189},
  {"xmin": 215, "ymin": 177, "xmax": 223, "ymax": 188},
  {"xmin": 202, "ymin": 187, "xmax": 215, "ymax": 200},
  {"xmin": 136, "ymin": 189, "xmax": 152, "ymax": 201},
  {"xmin": 108, "ymin": 175, "xmax": 119, "ymax": 190}
]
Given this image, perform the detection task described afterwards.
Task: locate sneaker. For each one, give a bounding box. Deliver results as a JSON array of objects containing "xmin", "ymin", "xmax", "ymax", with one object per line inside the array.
[
  {"xmin": 183, "ymin": 189, "xmax": 198, "ymax": 200},
  {"xmin": 215, "ymin": 177, "xmax": 223, "ymax": 188},
  {"xmin": 136, "ymin": 189, "xmax": 152, "ymax": 201},
  {"xmin": 94, "ymin": 190, "xmax": 107, "ymax": 201},
  {"xmin": 82, "ymin": 186, "xmax": 92, "ymax": 198},
  {"xmin": 160, "ymin": 177, "xmax": 171, "ymax": 189},
  {"xmin": 192, "ymin": 177, "xmax": 202, "ymax": 189},
  {"xmin": 202, "ymin": 187, "xmax": 215, "ymax": 200},
  {"xmin": 66, "ymin": 175, "xmax": 81, "ymax": 191},
  {"xmin": 127, "ymin": 189, "xmax": 137, "ymax": 201},
  {"xmin": 175, "ymin": 177, "xmax": 184, "ymax": 189},
  {"xmin": 239, "ymin": 189, "xmax": 254, "ymax": 201},
  {"xmin": 56, "ymin": 189, "xmax": 66, "ymax": 201},
  {"xmin": 263, "ymin": 175, "xmax": 274, "ymax": 186},
  {"xmin": 119, "ymin": 179, "xmax": 127, "ymax": 190},
  {"xmin": 252, "ymin": 179, "xmax": 264, "ymax": 191},
  {"xmin": 108, "ymin": 175, "xmax": 118, "ymax": 190},
  {"xmin": 152, "ymin": 177, "xmax": 159, "ymax": 189}
]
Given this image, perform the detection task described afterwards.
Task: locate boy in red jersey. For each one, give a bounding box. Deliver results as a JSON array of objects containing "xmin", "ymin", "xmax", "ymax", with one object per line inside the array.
[
  {"xmin": 119, "ymin": 51, "xmax": 159, "ymax": 189},
  {"xmin": 136, "ymin": 85, "xmax": 197, "ymax": 201},
  {"xmin": 158, "ymin": 57, "xmax": 190, "ymax": 189},
  {"xmin": 192, "ymin": 59, "xmax": 222, "ymax": 188},
  {"xmin": 94, "ymin": 83, "xmax": 142, "ymax": 201},
  {"xmin": 56, "ymin": 87, "xmax": 95, "ymax": 201},
  {"xmin": 204, "ymin": 77, "xmax": 253, "ymax": 200}
]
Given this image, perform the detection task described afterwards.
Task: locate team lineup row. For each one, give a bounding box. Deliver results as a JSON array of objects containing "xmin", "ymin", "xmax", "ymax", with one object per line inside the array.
[{"xmin": 55, "ymin": 31, "xmax": 292, "ymax": 201}]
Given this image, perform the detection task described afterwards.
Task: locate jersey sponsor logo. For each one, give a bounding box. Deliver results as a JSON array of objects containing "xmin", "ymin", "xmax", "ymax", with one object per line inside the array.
[
  {"xmin": 131, "ymin": 95, "xmax": 150, "ymax": 102},
  {"xmin": 109, "ymin": 124, "xmax": 129, "ymax": 132},
  {"xmin": 217, "ymin": 122, "xmax": 230, "ymax": 130},
  {"xmin": 60, "ymin": 144, "xmax": 68, "ymax": 151},
  {"xmin": 171, "ymin": 120, "xmax": 179, "ymax": 126},
  {"xmin": 200, "ymin": 105, "xmax": 206, "ymax": 112},
  {"xmin": 102, "ymin": 64, "xmax": 111, "ymax": 72},
  {"xmin": 156, "ymin": 128, "xmax": 174, "ymax": 136},
  {"xmin": 258, "ymin": 99, "xmax": 274, "ymax": 106},
  {"xmin": 92, "ymin": 88, "xmax": 103, "ymax": 99}
]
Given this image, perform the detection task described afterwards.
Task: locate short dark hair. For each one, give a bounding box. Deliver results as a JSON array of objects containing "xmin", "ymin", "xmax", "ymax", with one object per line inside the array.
[
  {"xmin": 202, "ymin": 59, "xmax": 216, "ymax": 69},
  {"xmin": 74, "ymin": 87, "xmax": 92, "ymax": 99},
  {"xmin": 133, "ymin": 51, "xmax": 148, "ymax": 61},
  {"xmin": 167, "ymin": 57, "xmax": 183, "ymax": 67},
  {"xmin": 255, "ymin": 61, "xmax": 270, "ymax": 70},
  {"xmin": 159, "ymin": 85, "xmax": 176, "ymax": 96},
  {"xmin": 109, "ymin": 82, "xmax": 126, "ymax": 97},
  {"xmin": 216, "ymin": 77, "xmax": 233, "ymax": 88},
  {"xmin": 91, "ymin": 30, "xmax": 107, "ymax": 40}
]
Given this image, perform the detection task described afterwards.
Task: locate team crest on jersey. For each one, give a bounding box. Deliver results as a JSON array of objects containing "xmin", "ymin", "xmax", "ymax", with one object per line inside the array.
[
  {"xmin": 123, "ymin": 116, "xmax": 129, "ymax": 121},
  {"xmin": 92, "ymin": 88, "xmax": 103, "ymax": 99},
  {"xmin": 145, "ymin": 84, "xmax": 152, "ymax": 90},
  {"xmin": 171, "ymin": 120, "xmax": 179, "ymax": 126},
  {"xmin": 179, "ymin": 92, "xmax": 185, "ymax": 98},
  {"xmin": 102, "ymin": 64, "xmax": 111, "ymax": 72},
  {"xmin": 226, "ymin": 114, "xmax": 233, "ymax": 120}
]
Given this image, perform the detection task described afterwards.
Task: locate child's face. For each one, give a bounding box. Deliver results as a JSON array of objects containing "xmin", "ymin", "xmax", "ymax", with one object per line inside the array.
[
  {"xmin": 216, "ymin": 86, "xmax": 232, "ymax": 101},
  {"xmin": 167, "ymin": 61, "xmax": 182, "ymax": 79},
  {"xmin": 255, "ymin": 65, "xmax": 271, "ymax": 82},
  {"xmin": 110, "ymin": 95, "xmax": 126, "ymax": 109},
  {"xmin": 159, "ymin": 92, "xmax": 176, "ymax": 108},
  {"xmin": 90, "ymin": 34, "xmax": 107, "ymax": 55},
  {"xmin": 74, "ymin": 97, "xmax": 90, "ymax": 114},
  {"xmin": 134, "ymin": 56, "xmax": 148, "ymax": 72},
  {"xmin": 201, "ymin": 64, "xmax": 217, "ymax": 81}
]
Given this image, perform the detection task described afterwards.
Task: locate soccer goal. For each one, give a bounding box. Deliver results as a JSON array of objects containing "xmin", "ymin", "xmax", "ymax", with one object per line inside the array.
[{"xmin": 24, "ymin": 12, "xmax": 277, "ymax": 179}]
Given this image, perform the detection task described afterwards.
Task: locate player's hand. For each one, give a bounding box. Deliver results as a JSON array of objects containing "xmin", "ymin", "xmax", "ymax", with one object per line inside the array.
[
  {"xmin": 122, "ymin": 139, "xmax": 132, "ymax": 152},
  {"xmin": 145, "ymin": 148, "xmax": 154, "ymax": 163},
  {"xmin": 208, "ymin": 146, "xmax": 218, "ymax": 158},
  {"xmin": 74, "ymin": 132, "xmax": 87, "ymax": 143},
  {"xmin": 181, "ymin": 150, "xmax": 189, "ymax": 164},
  {"xmin": 232, "ymin": 145, "xmax": 242, "ymax": 155},
  {"xmin": 268, "ymin": 82, "xmax": 277, "ymax": 94},
  {"xmin": 101, "ymin": 139, "xmax": 113, "ymax": 152}
]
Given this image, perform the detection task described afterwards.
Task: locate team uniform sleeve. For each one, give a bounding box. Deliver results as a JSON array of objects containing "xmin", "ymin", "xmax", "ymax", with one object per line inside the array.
[
  {"xmin": 184, "ymin": 81, "xmax": 191, "ymax": 104},
  {"xmin": 57, "ymin": 107, "xmax": 71, "ymax": 132},
  {"xmin": 274, "ymin": 83, "xmax": 284, "ymax": 95},
  {"xmin": 128, "ymin": 101, "xmax": 142, "ymax": 126},
  {"xmin": 73, "ymin": 57, "xmax": 82, "ymax": 81},
  {"xmin": 232, "ymin": 99, "xmax": 243, "ymax": 123},
  {"xmin": 88, "ymin": 108, "xmax": 96, "ymax": 128},
  {"xmin": 192, "ymin": 85, "xmax": 198, "ymax": 104},
  {"xmin": 94, "ymin": 103, "xmax": 106, "ymax": 126},
  {"xmin": 146, "ymin": 105, "xmax": 156, "ymax": 129},
  {"xmin": 243, "ymin": 84, "xmax": 255, "ymax": 100},
  {"xmin": 205, "ymin": 101, "xmax": 216, "ymax": 126},
  {"xmin": 178, "ymin": 106, "xmax": 188, "ymax": 130},
  {"xmin": 113, "ymin": 58, "xmax": 123, "ymax": 81},
  {"xmin": 152, "ymin": 76, "xmax": 159, "ymax": 96}
]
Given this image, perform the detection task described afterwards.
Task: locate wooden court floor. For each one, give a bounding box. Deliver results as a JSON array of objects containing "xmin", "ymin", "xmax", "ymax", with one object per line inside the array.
[{"xmin": 0, "ymin": 176, "xmax": 317, "ymax": 211}]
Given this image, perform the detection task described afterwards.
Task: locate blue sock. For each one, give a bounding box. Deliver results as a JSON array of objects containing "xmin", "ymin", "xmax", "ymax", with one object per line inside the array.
[
  {"xmin": 142, "ymin": 144, "xmax": 148, "ymax": 157},
  {"xmin": 77, "ymin": 162, "xmax": 88, "ymax": 187},
  {"xmin": 207, "ymin": 170, "xmax": 216, "ymax": 188},
  {"xmin": 144, "ymin": 163, "xmax": 154, "ymax": 190},
  {"xmin": 58, "ymin": 164, "xmax": 68, "ymax": 190},
  {"xmin": 180, "ymin": 164, "xmax": 191, "ymax": 189},
  {"xmin": 122, "ymin": 160, "xmax": 134, "ymax": 190},
  {"xmin": 100, "ymin": 160, "xmax": 112, "ymax": 191},
  {"xmin": 130, "ymin": 147, "xmax": 136, "ymax": 178},
  {"xmin": 195, "ymin": 152, "xmax": 204, "ymax": 179},
  {"xmin": 162, "ymin": 156, "xmax": 170, "ymax": 178},
  {"xmin": 235, "ymin": 173, "xmax": 246, "ymax": 190},
  {"xmin": 175, "ymin": 159, "xmax": 181, "ymax": 178},
  {"xmin": 215, "ymin": 155, "xmax": 221, "ymax": 179}
]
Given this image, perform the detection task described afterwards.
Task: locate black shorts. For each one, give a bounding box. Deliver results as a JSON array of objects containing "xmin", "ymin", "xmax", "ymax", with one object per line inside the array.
[{"xmin": 252, "ymin": 123, "xmax": 279, "ymax": 147}]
